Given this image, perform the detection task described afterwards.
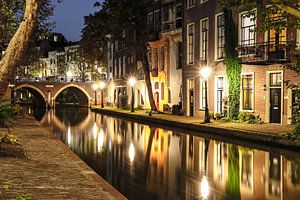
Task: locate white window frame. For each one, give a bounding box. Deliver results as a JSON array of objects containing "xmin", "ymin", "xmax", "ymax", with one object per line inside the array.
[
  {"xmin": 199, "ymin": 78, "xmax": 209, "ymax": 110},
  {"xmin": 187, "ymin": 0, "xmax": 195, "ymax": 9},
  {"xmin": 214, "ymin": 75, "xmax": 226, "ymax": 113},
  {"xmin": 200, "ymin": 18, "xmax": 209, "ymax": 61},
  {"xmin": 187, "ymin": 23, "xmax": 195, "ymax": 65},
  {"xmin": 238, "ymin": 9, "xmax": 257, "ymax": 47},
  {"xmin": 215, "ymin": 12, "xmax": 225, "ymax": 60},
  {"xmin": 240, "ymin": 72, "xmax": 255, "ymax": 112}
]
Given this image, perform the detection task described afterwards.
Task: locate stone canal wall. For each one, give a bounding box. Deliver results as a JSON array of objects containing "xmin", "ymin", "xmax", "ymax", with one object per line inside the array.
[{"xmin": 0, "ymin": 116, "xmax": 126, "ymax": 200}]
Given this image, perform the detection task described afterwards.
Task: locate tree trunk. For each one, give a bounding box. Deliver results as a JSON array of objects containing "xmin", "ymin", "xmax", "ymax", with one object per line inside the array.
[
  {"xmin": 142, "ymin": 48, "xmax": 157, "ymax": 112},
  {"xmin": 0, "ymin": 0, "xmax": 40, "ymax": 98}
]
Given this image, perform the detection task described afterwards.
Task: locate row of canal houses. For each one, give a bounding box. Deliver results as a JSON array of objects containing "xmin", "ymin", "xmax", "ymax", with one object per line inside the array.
[{"xmin": 105, "ymin": 0, "xmax": 300, "ymax": 125}]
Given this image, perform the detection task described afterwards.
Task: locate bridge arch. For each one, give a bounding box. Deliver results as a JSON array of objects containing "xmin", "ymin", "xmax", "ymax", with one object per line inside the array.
[
  {"xmin": 53, "ymin": 84, "xmax": 92, "ymax": 107},
  {"xmin": 15, "ymin": 84, "xmax": 47, "ymax": 107}
]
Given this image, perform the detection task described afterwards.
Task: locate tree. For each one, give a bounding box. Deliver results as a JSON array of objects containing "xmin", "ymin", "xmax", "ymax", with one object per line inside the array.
[
  {"xmin": 0, "ymin": 0, "xmax": 54, "ymax": 98},
  {"xmin": 82, "ymin": 0, "xmax": 158, "ymax": 111}
]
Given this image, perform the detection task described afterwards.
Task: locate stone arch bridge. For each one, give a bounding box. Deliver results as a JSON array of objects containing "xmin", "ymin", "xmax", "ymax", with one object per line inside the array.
[{"xmin": 14, "ymin": 82, "xmax": 97, "ymax": 108}]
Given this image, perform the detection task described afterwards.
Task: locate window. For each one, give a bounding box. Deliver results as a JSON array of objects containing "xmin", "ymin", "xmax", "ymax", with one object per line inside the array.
[
  {"xmin": 240, "ymin": 11, "xmax": 256, "ymax": 47},
  {"xmin": 122, "ymin": 56, "xmax": 126, "ymax": 77},
  {"xmin": 200, "ymin": 79, "xmax": 207, "ymax": 109},
  {"xmin": 154, "ymin": 48, "xmax": 158, "ymax": 70},
  {"xmin": 200, "ymin": 19, "xmax": 209, "ymax": 61},
  {"xmin": 270, "ymin": 73, "xmax": 282, "ymax": 87},
  {"xmin": 187, "ymin": 23, "xmax": 195, "ymax": 64},
  {"xmin": 176, "ymin": 5, "xmax": 183, "ymax": 28},
  {"xmin": 242, "ymin": 74, "xmax": 254, "ymax": 110},
  {"xmin": 160, "ymin": 46, "xmax": 165, "ymax": 71},
  {"xmin": 216, "ymin": 77, "xmax": 224, "ymax": 113},
  {"xmin": 148, "ymin": 49, "xmax": 152, "ymax": 70},
  {"xmin": 177, "ymin": 42, "xmax": 183, "ymax": 69},
  {"xmin": 161, "ymin": 83, "xmax": 164, "ymax": 100},
  {"xmin": 187, "ymin": 0, "xmax": 195, "ymax": 8},
  {"xmin": 118, "ymin": 57, "xmax": 122, "ymax": 77},
  {"xmin": 216, "ymin": 14, "xmax": 225, "ymax": 59},
  {"xmin": 148, "ymin": 13, "xmax": 154, "ymax": 33},
  {"xmin": 154, "ymin": 10, "xmax": 160, "ymax": 32}
]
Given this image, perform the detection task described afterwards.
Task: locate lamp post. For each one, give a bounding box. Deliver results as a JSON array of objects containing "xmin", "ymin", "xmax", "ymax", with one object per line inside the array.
[
  {"xmin": 128, "ymin": 77, "xmax": 136, "ymax": 112},
  {"xmin": 93, "ymin": 83, "xmax": 99, "ymax": 106},
  {"xmin": 8, "ymin": 83, "xmax": 15, "ymax": 105},
  {"xmin": 201, "ymin": 67, "xmax": 211, "ymax": 123},
  {"xmin": 99, "ymin": 81, "xmax": 105, "ymax": 108}
]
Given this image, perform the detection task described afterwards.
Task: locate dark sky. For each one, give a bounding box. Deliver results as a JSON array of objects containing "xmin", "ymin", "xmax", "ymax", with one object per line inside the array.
[{"xmin": 50, "ymin": 0, "xmax": 100, "ymax": 42}]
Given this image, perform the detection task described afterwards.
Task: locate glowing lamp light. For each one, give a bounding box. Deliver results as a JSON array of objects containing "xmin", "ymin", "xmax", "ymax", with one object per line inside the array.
[
  {"xmin": 93, "ymin": 83, "xmax": 99, "ymax": 91},
  {"xmin": 201, "ymin": 67, "xmax": 212, "ymax": 80},
  {"xmin": 99, "ymin": 81, "xmax": 106, "ymax": 89},
  {"xmin": 128, "ymin": 143, "xmax": 135, "ymax": 162},
  {"xmin": 200, "ymin": 176, "xmax": 209, "ymax": 199},
  {"xmin": 128, "ymin": 77, "xmax": 136, "ymax": 87},
  {"xmin": 66, "ymin": 70, "xmax": 73, "ymax": 78}
]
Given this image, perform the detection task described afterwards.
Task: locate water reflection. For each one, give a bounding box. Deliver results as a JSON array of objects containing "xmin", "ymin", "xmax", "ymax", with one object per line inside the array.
[{"xmin": 34, "ymin": 107, "xmax": 300, "ymax": 200}]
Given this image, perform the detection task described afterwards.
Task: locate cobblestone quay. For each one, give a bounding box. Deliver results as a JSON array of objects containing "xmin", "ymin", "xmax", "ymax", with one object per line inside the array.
[{"xmin": 0, "ymin": 116, "xmax": 126, "ymax": 200}]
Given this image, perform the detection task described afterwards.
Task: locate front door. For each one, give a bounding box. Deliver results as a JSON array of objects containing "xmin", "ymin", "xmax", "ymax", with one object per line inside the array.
[
  {"xmin": 270, "ymin": 88, "xmax": 281, "ymax": 123},
  {"xmin": 189, "ymin": 90, "xmax": 194, "ymax": 117}
]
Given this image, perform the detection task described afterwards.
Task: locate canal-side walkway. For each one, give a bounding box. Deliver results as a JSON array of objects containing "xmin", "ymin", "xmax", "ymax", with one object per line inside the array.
[
  {"xmin": 91, "ymin": 107, "xmax": 300, "ymax": 150},
  {"xmin": 0, "ymin": 116, "xmax": 126, "ymax": 200}
]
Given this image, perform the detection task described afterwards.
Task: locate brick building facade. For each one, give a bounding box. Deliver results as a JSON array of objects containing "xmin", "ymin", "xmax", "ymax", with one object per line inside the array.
[{"xmin": 182, "ymin": 0, "xmax": 300, "ymax": 124}]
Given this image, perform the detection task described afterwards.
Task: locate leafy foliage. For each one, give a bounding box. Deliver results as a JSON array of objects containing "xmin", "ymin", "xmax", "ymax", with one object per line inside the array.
[
  {"xmin": 238, "ymin": 112, "xmax": 262, "ymax": 124},
  {"xmin": 0, "ymin": 101, "xmax": 20, "ymax": 127},
  {"xmin": 225, "ymin": 58, "xmax": 241, "ymax": 119},
  {"xmin": 0, "ymin": 134, "xmax": 22, "ymax": 146}
]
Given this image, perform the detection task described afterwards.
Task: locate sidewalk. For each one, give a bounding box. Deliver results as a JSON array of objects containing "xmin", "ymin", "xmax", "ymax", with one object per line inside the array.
[
  {"xmin": 91, "ymin": 106, "xmax": 299, "ymax": 150},
  {"xmin": 0, "ymin": 116, "xmax": 126, "ymax": 200}
]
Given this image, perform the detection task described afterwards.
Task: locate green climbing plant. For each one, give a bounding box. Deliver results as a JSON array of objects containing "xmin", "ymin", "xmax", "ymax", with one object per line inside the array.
[{"xmin": 223, "ymin": 7, "xmax": 242, "ymax": 119}]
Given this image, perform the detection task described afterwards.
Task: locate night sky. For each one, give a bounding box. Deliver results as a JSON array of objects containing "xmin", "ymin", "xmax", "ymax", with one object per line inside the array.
[{"xmin": 50, "ymin": 0, "xmax": 101, "ymax": 42}]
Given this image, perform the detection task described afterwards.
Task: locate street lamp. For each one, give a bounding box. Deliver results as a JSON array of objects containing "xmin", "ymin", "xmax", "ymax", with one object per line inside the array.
[
  {"xmin": 93, "ymin": 83, "xmax": 99, "ymax": 106},
  {"xmin": 99, "ymin": 81, "xmax": 105, "ymax": 108},
  {"xmin": 128, "ymin": 77, "xmax": 136, "ymax": 112},
  {"xmin": 201, "ymin": 67, "xmax": 212, "ymax": 123}
]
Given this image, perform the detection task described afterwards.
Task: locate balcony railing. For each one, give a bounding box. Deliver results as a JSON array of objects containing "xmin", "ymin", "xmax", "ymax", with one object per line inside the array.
[
  {"xmin": 237, "ymin": 41, "xmax": 295, "ymax": 64},
  {"xmin": 161, "ymin": 19, "xmax": 182, "ymax": 32}
]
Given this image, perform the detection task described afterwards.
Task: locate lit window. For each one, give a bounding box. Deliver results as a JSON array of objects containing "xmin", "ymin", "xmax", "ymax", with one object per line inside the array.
[
  {"xmin": 242, "ymin": 74, "xmax": 254, "ymax": 110},
  {"xmin": 187, "ymin": 23, "xmax": 195, "ymax": 64},
  {"xmin": 240, "ymin": 11, "xmax": 256, "ymax": 47},
  {"xmin": 154, "ymin": 48, "xmax": 158, "ymax": 69},
  {"xmin": 216, "ymin": 14, "xmax": 225, "ymax": 59},
  {"xmin": 187, "ymin": 0, "xmax": 195, "ymax": 8},
  {"xmin": 200, "ymin": 79, "xmax": 207, "ymax": 109},
  {"xmin": 160, "ymin": 46, "xmax": 165, "ymax": 71},
  {"xmin": 200, "ymin": 18, "xmax": 209, "ymax": 61}
]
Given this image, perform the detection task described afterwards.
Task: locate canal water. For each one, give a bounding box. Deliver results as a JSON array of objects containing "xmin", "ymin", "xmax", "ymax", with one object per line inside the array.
[{"xmin": 30, "ymin": 107, "xmax": 300, "ymax": 200}]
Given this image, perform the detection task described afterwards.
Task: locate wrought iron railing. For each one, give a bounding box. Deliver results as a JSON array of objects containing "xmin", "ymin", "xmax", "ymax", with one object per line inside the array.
[{"xmin": 237, "ymin": 41, "xmax": 295, "ymax": 64}]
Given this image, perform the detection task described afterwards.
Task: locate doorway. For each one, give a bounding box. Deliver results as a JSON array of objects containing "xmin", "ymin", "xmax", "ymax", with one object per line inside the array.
[
  {"xmin": 187, "ymin": 79, "xmax": 194, "ymax": 117},
  {"xmin": 269, "ymin": 72, "xmax": 282, "ymax": 123}
]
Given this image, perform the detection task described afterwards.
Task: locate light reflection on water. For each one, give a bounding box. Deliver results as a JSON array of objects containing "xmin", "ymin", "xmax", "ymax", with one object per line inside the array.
[{"xmin": 30, "ymin": 107, "xmax": 300, "ymax": 200}]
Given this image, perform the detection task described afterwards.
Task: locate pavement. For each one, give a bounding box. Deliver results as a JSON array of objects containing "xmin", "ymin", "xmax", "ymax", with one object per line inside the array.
[
  {"xmin": 0, "ymin": 116, "xmax": 126, "ymax": 200},
  {"xmin": 91, "ymin": 106, "xmax": 299, "ymax": 150}
]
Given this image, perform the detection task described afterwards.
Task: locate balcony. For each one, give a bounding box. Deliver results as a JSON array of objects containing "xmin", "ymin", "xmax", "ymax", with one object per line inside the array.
[
  {"xmin": 237, "ymin": 41, "xmax": 295, "ymax": 64},
  {"xmin": 161, "ymin": 19, "xmax": 182, "ymax": 33}
]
